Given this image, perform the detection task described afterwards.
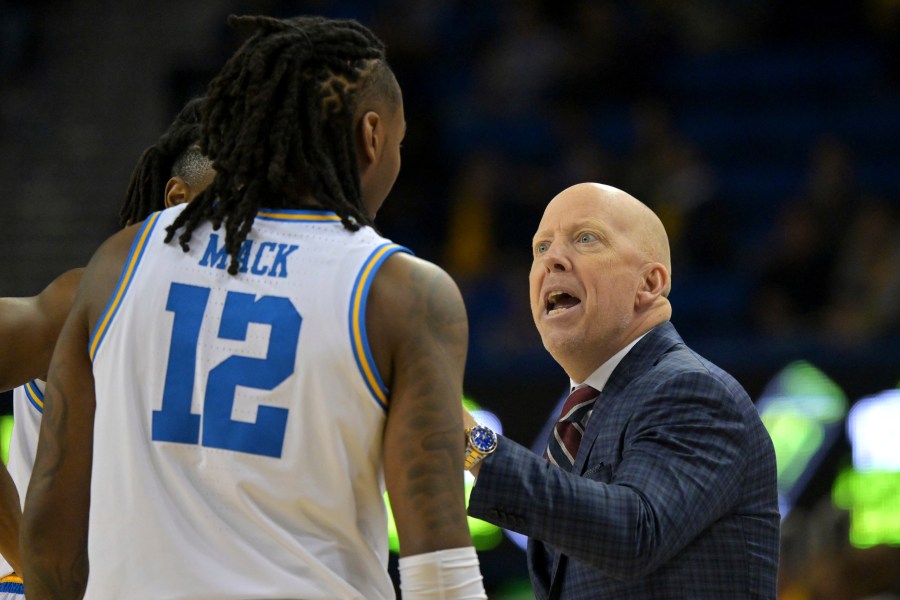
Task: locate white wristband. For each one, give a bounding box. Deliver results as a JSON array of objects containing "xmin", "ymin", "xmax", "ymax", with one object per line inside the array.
[{"xmin": 398, "ymin": 546, "xmax": 487, "ymax": 599}]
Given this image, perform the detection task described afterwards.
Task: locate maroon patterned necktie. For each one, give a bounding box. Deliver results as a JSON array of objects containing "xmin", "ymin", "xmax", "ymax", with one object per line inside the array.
[{"xmin": 546, "ymin": 386, "xmax": 600, "ymax": 472}]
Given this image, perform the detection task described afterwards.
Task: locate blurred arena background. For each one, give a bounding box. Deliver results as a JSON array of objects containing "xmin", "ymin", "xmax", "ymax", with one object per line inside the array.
[{"xmin": 2, "ymin": 1, "xmax": 899, "ymax": 597}]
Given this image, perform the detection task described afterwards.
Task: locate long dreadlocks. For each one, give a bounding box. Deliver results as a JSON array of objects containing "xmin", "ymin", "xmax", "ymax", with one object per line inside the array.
[
  {"xmin": 120, "ymin": 97, "xmax": 207, "ymax": 226},
  {"xmin": 164, "ymin": 14, "xmax": 398, "ymax": 275}
]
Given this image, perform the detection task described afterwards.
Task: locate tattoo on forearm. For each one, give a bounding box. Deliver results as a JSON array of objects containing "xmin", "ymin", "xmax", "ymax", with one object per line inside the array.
[
  {"xmin": 393, "ymin": 267, "xmax": 469, "ymax": 536},
  {"xmin": 24, "ymin": 372, "xmax": 89, "ymax": 598}
]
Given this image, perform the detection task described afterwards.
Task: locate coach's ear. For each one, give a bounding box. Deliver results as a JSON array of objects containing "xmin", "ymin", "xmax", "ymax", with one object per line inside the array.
[{"xmin": 165, "ymin": 177, "xmax": 191, "ymax": 207}]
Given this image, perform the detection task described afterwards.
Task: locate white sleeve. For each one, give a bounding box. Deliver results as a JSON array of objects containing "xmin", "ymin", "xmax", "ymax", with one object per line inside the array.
[{"xmin": 398, "ymin": 546, "xmax": 487, "ymax": 599}]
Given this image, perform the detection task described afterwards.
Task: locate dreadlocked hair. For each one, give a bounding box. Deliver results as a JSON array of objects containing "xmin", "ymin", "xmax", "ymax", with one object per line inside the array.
[
  {"xmin": 120, "ymin": 97, "xmax": 205, "ymax": 226},
  {"xmin": 165, "ymin": 14, "xmax": 396, "ymax": 275}
]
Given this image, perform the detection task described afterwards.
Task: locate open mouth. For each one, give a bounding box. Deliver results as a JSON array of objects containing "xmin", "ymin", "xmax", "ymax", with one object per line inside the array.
[{"xmin": 546, "ymin": 290, "xmax": 581, "ymax": 316}]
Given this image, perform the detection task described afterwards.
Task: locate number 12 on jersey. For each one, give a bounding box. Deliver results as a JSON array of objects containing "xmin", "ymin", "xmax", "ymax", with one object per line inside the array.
[{"xmin": 152, "ymin": 282, "xmax": 301, "ymax": 458}]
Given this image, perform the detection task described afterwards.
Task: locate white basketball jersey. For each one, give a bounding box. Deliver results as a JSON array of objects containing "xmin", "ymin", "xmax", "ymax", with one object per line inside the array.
[
  {"xmin": 7, "ymin": 380, "xmax": 43, "ymax": 499},
  {"xmin": 0, "ymin": 380, "xmax": 44, "ymax": 580},
  {"xmin": 86, "ymin": 205, "xmax": 409, "ymax": 599}
]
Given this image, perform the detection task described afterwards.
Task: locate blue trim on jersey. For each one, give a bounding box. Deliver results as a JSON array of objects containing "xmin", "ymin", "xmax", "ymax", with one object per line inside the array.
[
  {"xmin": 24, "ymin": 379, "xmax": 44, "ymax": 413},
  {"xmin": 0, "ymin": 581, "xmax": 24, "ymax": 594},
  {"xmin": 349, "ymin": 243, "xmax": 412, "ymax": 411},
  {"xmin": 256, "ymin": 208, "xmax": 344, "ymax": 222},
  {"xmin": 89, "ymin": 212, "xmax": 161, "ymax": 361}
]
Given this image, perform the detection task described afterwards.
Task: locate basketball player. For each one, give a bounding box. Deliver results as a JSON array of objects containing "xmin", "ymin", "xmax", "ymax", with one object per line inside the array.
[
  {"xmin": 0, "ymin": 270, "xmax": 83, "ymax": 596},
  {"xmin": 0, "ymin": 269, "xmax": 81, "ymax": 596},
  {"xmin": 0, "ymin": 98, "xmax": 212, "ymax": 598},
  {"xmin": 22, "ymin": 15, "xmax": 484, "ymax": 600}
]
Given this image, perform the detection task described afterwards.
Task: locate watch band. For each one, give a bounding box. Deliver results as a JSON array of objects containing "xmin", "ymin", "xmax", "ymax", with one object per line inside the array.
[{"xmin": 464, "ymin": 446, "xmax": 484, "ymax": 471}]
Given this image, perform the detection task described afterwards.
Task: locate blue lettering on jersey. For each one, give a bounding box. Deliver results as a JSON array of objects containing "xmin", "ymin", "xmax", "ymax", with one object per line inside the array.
[
  {"xmin": 198, "ymin": 234, "xmax": 298, "ymax": 278},
  {"xmin": 153, "ymin": 283, "xmax": 207, "ymax": 444},
  {"xmin": 250, "ymin": 242, "xmax": 278, "ymax": 275},
  {"xmin": 270, "ymin": 243, "xmax": 299, "ymax": 278},
  {"xmin": 236, "ymin": 240, "xmax": 253, "ymax": 273},
  {"xmin": 199, "ymin": 233, "xmax": 229, "ymax": 269},
  {"xmin": 153, "ymin": 283, "xmax": 301, "ymax": 458},
  {"xmin": 203, "ymin": 292, "xmax": 299, "ymax": 457}
]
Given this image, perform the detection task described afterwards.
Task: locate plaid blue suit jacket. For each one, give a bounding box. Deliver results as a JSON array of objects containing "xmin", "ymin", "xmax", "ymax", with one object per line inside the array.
[{"xmin": 468, "ymin": 322, "xmax": 779, "ymax": 599}]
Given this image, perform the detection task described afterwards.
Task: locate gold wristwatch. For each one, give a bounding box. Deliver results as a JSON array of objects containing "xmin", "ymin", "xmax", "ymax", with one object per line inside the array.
[{"xmin": 464, "ymin": 425, "xmax": 498, "ymax": 470}]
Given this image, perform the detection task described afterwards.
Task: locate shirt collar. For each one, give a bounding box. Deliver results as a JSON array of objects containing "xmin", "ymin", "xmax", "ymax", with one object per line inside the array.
[{"xmin": 569, "ymin": 332, "xmax": 650, "ymax": 393}]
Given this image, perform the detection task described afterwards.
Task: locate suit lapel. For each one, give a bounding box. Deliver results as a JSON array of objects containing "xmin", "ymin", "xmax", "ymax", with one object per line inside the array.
[
  {"xmin": 545, "ymin": 323, "xmax": 684, "ymax": 596},
  {"xmin": 571, "ymin": 322, "xmax": 684, "ymax": 475}
]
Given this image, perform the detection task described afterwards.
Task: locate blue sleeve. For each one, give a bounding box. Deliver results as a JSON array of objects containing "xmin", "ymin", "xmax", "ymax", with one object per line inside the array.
[{"xmin": 467, "ymin": 371, "xmax": 750, "ymax": 580}]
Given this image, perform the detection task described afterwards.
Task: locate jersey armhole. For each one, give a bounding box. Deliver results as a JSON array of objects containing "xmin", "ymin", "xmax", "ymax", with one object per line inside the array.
[
  {"xmin": 348, "ymin": 243, "xmax": 412, "ymax": 411},
  {"xmin": 23, "ymin": 379, "xmax": 45, "ymax": 413},
  {"xmin": 88, "ymin": 212, "xmax": 162, "ymax": 361}
]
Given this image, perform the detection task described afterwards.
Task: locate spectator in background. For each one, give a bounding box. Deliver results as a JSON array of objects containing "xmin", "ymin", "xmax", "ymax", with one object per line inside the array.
[
  {"xmin": 823, "ymin": 198, "xmax": 900, "ymax": 346},
  {"xmin": 805, "ymin": 134, "xmax": 857, "ymax": 236},
  {"xmin": 750, "ymin": 200, "xmax": 837, "ymax": 338},
  {"xmin": 473, "ymin": 0, "xmax": 566, "ymax": 116},
  {"xmin": 443, "ymin": 152, "xmax": 499, "ymax": 282},
  {"xmin": 780, "ymin": 544, "xmax": 900, "ymax": 600},
  {"xmin": 623, "ymin": 101, "xmax": 727, "ymax": 274}
]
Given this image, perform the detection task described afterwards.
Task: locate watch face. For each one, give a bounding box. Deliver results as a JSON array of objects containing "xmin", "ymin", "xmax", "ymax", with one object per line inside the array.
[{"xmin": 470, "ymin": 426, "xmax": 497, "ymax": 453}]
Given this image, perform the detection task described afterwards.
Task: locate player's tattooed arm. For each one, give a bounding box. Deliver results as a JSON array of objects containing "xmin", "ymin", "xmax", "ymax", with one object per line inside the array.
[
  {"xmin": 22, "ymin": 369, "xmax": 92, "ymax": 599},
  {"xmin": 22, "ymin": 223, "xmax": 135, "ymax": 599},
  {"xmin": 21, "ymin": 294, "xmax": 96, "ymax": 598},
  {"xmin": 369, "ymin": 253, "xmax": 472, "ymax": 557}
]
